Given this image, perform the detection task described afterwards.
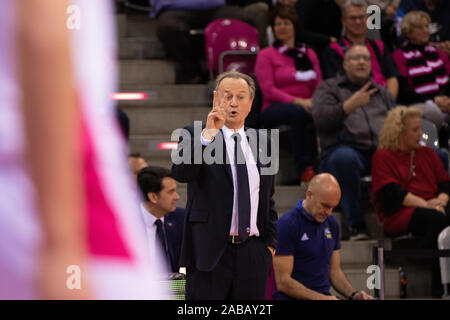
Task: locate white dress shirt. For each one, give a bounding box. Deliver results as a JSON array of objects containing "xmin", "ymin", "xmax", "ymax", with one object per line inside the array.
[
  {"xmin": 202, "ymin": 125, "xmax": 260, "ymax": 236},
  {"xmin": 139, "ymin": 204, "xmax": 169, "ymax": 272}
]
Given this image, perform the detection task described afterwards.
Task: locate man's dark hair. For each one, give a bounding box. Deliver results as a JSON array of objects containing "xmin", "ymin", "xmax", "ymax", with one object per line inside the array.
[
  {"xmin": 128, "ymin": 152, "xmax": 143, "ymax": 158},
  {"xmin": 137, "ymin": 166, "xmax": 173, "ymax": 201}
]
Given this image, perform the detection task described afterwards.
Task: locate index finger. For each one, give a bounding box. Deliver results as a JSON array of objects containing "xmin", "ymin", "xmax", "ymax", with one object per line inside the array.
[
  {"xmin": 360, "ymin": 82, "xmax": 372, "ymax": 91},
  {"xmin": 368, "ymin": 87, "xmax": 378, "ymax": 95},
  {"xmin": 212, "ymin": 90, "xmax": 218, "ymax": 110}
]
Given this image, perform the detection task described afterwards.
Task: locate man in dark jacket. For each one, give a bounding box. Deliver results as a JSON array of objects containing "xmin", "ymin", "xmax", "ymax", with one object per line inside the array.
[
  {"xmin": 172, "ymin": 71, "xmax": 278, "ymax": 299},
  {"xmin": 137, "ymin": 166, "xmax": 185, "ymax": 274}
]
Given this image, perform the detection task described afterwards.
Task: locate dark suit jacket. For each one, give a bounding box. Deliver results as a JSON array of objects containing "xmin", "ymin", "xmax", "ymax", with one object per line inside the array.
[
  {"xmin": 164, "ymin": 207, "xmax": 186, "ymax": 273},
  {"xmin": 172, "ymin": 124, "xmax": 278, "ymax": 272}
]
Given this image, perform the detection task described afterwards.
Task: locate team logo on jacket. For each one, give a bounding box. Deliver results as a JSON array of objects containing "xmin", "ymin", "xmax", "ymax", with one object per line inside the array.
[{"xmin": 324, "ymin": 227, "xmax": 332, "ymax": 239}]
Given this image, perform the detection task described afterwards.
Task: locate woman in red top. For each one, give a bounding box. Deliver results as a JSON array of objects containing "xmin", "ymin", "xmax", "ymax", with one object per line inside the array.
[{"xmin": 372, "ymin": 106, "xmax": 450, "ymax": 297}]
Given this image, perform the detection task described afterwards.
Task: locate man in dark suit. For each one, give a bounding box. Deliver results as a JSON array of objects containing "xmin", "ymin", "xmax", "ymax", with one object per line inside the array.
[
  {"xmin": 137, "ymin": 166, "xmax": 185, "ymax": 273},
  {"xmin": 172, "ymin": 71, "xmax": 278, "ymax": 300}
]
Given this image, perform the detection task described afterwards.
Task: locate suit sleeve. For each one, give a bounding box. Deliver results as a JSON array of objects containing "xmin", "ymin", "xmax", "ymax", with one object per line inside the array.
[{"xmin": 171, "ymin": 124, "xmax": 203, "ymax": 182}]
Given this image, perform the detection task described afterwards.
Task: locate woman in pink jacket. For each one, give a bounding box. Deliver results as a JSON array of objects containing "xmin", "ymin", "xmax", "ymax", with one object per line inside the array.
[{"xmin": 255, "ymin": 5, "xmax": 322, "ymax": 183}]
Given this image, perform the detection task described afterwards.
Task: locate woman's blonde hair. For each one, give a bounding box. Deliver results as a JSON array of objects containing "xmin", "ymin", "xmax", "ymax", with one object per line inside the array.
[
  {"xmin": 378, "ymin": 106, "xmax": 422, "ymax": 151},
  {"xmin": 400, "ymin": 10, "xmax": 431, "ymax": 38}
]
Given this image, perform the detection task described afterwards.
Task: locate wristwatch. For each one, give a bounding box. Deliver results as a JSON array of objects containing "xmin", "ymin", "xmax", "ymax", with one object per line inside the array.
[{"xmin": 348, "ymin": 291, "xmax": 359, "ymax": 300}]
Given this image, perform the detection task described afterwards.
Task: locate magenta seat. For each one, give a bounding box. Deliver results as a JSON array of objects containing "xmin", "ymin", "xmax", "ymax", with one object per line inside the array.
[{"xmin": 205, "ymin": 18, "xmax": 259, "ymax": 77}]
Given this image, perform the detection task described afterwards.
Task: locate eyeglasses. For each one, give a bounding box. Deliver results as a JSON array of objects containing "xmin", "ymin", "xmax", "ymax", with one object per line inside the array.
[{"xmin": 346, "ymin": 55, "xmax": 371, "ymax": 62}]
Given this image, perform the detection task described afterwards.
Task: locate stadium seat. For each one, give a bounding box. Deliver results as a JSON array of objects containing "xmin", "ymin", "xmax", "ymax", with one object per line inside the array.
[
  {"xmin": 420, "ymin": 118, "xmax": 439, "ymax": 148},
  {"xmin": 205, "ymin": 18, "xmax": 259, "ymax": 78}
]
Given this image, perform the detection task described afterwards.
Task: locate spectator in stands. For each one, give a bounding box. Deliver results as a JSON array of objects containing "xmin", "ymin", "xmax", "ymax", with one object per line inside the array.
[
  {"xmin": 226, "ymin": 1, "xmax": 273, "ymax": 48},
  {"xmin": 137, "ymin": 166, "xmax": 185, "ymax": 273},
  {"xmin": 273, "ymin": 173, "xmax": 373, "ymax": 300},
  {"xmin": 396, "ymin": 0, "xmax": 450, "ymax": 54},
  {"xmin": 150, "ymin": 0, "xmax": 269, "ymax": 84},
  {"xmin": 372, "ymin": 106, "xmax": 450, "ymax": 297},
  {"xmin": 322, "ymin": 0, "xmax": 400, "ymax": 100},
  {"xmin": 392, "ymin": 11, "xmax": 450, "ymax": 136},
  {"xmin": 366, "ymin": 0, "xmax": 401, "ymax": 52},
  {"xmin": 128, "ymin": 153, "xmax": 148, "ymax": 179},
  {"xmin": 276, "ymin": 0, "xmax": 343, "ymax": 60},
  {"xmin": 255, "ymin": 5, "xmax": 322, "ymax": 183},
  {"xmin": 312, "ymin": 44, "xmax": 394, "ymax": 240}
]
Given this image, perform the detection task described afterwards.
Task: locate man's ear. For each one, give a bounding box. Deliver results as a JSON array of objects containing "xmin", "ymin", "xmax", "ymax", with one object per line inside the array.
[
  {"xmin": 306, "ymin": 189, "xmax": 313, "ymax": 200},
  {"xmin": 148, "ymin": 192, "xmax": 159, "ymax": 204}
]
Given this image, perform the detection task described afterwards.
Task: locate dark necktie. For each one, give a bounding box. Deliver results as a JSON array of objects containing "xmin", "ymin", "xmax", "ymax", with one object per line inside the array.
[
  {"xmin": 232, "ymin": 133, "xmax": 251, "ymax": 241},
  {"xmin": 154, "ymin": 219, "xmax": 169, "ymax": 264}
]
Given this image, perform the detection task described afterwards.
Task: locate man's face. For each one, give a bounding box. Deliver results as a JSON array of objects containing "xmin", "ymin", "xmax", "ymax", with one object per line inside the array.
[
  {"xmin": 217, "ymin": 77, "xmax": 253, "ymax": 130},
  {"xmin": 343, "ymin": 46, "xmax": 372, "ymax": 84},
  {"xmin": 152, "ymin": 177, "xmax": 179, "ymax": 214},
  {"xmin": 306, "ymin": 188, "xmax": 341, "ymax": 223},
  {"xmin": 342, "ymin": 5, "xmax": 367, "ymax": 38}
]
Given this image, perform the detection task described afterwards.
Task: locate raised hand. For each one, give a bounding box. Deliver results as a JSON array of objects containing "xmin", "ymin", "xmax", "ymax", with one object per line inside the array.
[
  {"xmin": 203, "ymin": 91, "xmax": 227, "ymax": 140},
  {"xmin": 343, "ymin": 82, "xmax": 378, "ymax": 114}
]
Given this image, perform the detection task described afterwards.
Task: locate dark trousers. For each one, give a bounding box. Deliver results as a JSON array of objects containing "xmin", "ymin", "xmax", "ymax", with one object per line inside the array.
[
  {"xmin": 319, "ymin": 146, "xmax": 372, "ymax": 228},
  {"xmin": 408, "ymin": 207, "xmax": 450, "ymax": 297},
  {"xmin": 261, "ymin": 103, "xmax": 314, "ymax": 176},
  {"xmin": 185, "ymin": 237, "xmax": 272, "ymax": 300}
]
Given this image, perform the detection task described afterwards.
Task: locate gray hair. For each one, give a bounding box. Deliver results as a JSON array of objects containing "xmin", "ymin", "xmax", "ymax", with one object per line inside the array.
[
  {"xmin": 400, "ymin": 10, "xmax": 431, "ymax": 38},
  {"xmin": 344, "ymin": 44, "xmax": 371, "ymax": 60},
  {"xmin": 342, "ymin": 0, "xmax": 368, "ymax": 16},
  {"xmin": 215, "ymin": 71, "xmax": 255, "ymax": 99}
]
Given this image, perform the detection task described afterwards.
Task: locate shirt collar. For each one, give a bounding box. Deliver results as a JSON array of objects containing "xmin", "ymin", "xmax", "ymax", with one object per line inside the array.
[
  {"xmin": 296, "ymin": 200, "xmax": 321, "ymax": 225},
  {"xmin": 140, "ymin": 203, "xmax": 163, "ymax": 228},
  {"xmin": 222, "ymin": 124, "xmax": 246, "ymax": 141}
]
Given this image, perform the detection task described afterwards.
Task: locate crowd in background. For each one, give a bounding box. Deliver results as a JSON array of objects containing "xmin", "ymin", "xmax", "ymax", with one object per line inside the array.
[{"xmin": 111, "ymin": 0, "xmax": 450, "ymax": 299}]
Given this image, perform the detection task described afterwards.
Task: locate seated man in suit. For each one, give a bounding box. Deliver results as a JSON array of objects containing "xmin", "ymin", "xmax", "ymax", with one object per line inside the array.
[
  {"xmin": 172, "ymin": 70, "xmax": 278, "ymax": 300},
  {"xmin": 273, "ymin": 173, "xmax": 372, "ymax": 300},
  {"xmin": 137, "ymin": 166, "xmax": 185, "ymax": 274}
]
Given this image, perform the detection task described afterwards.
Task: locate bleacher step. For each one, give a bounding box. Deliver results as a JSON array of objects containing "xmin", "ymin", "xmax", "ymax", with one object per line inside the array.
[
  {"xmin": 125, "ymin": 15, "xmax": 159, "ymax": 38},
  {"xmin": 331, "ymin": 264, "xmax": 400, "ymax": 299},
  {"xmin": 340, "ymin": 240, "xmax": 378, "ymax": 265},
  {"xmin": 125, "ymin": 107, "xmax": 209, "ymax": 135},
  {"xmin": 120, "ymin": 59, "xmax": 175, "ymax": 85},
  {"xmin": 332, "ymin": 210, "xmax": 385, "ymax": 241},
  {"xmin": 119, "ymin": 37, "xmax": 165, "ymax": 59},
  {"xmin": 118, "ymin": 85, "xmax": 210, "ymax": 109}
]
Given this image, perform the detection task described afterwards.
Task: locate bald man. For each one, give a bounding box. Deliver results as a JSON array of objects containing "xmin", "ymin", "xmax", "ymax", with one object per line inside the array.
[{"xmin": 272, "ymin": 173, "xmax": 372, "ymax": 300}]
